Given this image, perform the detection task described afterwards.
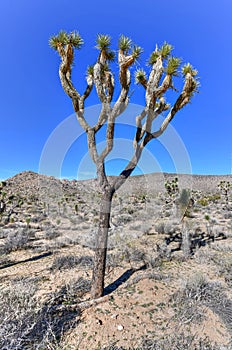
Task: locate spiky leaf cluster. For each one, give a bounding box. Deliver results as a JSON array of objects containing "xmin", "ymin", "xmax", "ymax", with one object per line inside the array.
[
  {"xmin": 105, "ymin": 50, "xmax": 116, "ymax": 62},
  {"xmin": 68, "ymin": 31, "xmax": 84, "ymax": 49},
  {"xmin": 49, "ymin": 30, "xmax": 83, "ymax": 50},
  {"xmin": 118, "ymin": 35, "xmax": 132, "ymax": 53},
  {"xmin": 132, "ymin": 45, "xmax": 143, "ymax": 60},
  {"xmin": 96, "ymin": 34, "xmax": 111, "ymax": 50},
  {"xmin": 118, "ymin": 35, "xmax": 143, "ymax": 62},
  {"xmin": 96, "ymin": 34, "xmax": 115, "ymax": 62},
  {"xmin": 148, "ymin": 51, "xmax": 160, "ymax": 65},
  {"xmin": 182, "ymin": 63, "xmax": 198, "ymax": 77},
  {"xmin": 166, "ymin": 57, "xmax": 181, "ymax": 76},
  {"xmin": 148, "ymin": 42, "xmax": 173, "ymax": 65},
  {"xmin": 100, "ymin": 63, "xmax": 111, "ymax": 74},
  {"xmin": 86, "ymin": 65, "xmax": 94, "ymax": 77},
  {"xmin": 135, "ymin": 69, "xmax": 147, "ymax": 85},
  {"xmin": 165, "ymin": 177, "xmax": 179, "ymax": 197},
  {"xmin": 159, "ymin": 42, "xmax": 173, "ymax": 59}
]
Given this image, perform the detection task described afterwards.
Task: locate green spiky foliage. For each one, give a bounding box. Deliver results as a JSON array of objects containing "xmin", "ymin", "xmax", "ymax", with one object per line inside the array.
[
  {"xmin": 96, "ymin": 34, "xmax": 111, "ymax": 50},
  {"xmin": 100, "ymin": 63, "xmax": 111, "ymax": 74},
  {"xmin": 191, "ymin": 79, "xmax": 200, "ymax": 94},
  {"xmin": 68, "ymin": 31, "xmax": 84, "ymax": 49},
  {"xmin": 132, "ymin": 45, "xmax": 143, "ymax": 60},
  {"xmin": 118, "ymin": 35, "xmax": 132, "ymax": 53},
  {"xmin": 49, "ymin": 30, "xmax": 83, "ymax": 50},
  {"xmin": 104, "ymin": 50, "xmax": 116, "ymax": 62},
  {"xmin": 166, "ymin": 57, "xmax": 181, "ymax": 76},
  {"xmin": 159, "ymin": 42, "xmax": 173, "ymax": 59},
  {"xmin": 49, "ymin": 30, "xmax": 68, "ymax": 50},
  {"xmin": 148, "ymin": 51, "xmax": 160, "ymax": 65},
  {"xmin": 135, "ymin": 69, "xmax": 147, "ymax": 85},
  {"xmin": 165, "ymin": 177, "xmax": 179, "ymax": 197},
  {"xmin": 148, "ymin": 42, "xmax": 173, "ymax": 65},
  {"xmin": 182, "ymin": 63, "xmax": 198, "ymax": 77},
  {"xmin": 95, "ymin": 34, "xmax": 115, "ymax": 62},
  {"xmin": 87, "ymin": 65, "xmax": 94, "ymax": 77},
  {"xmin": 218, "ymin": 180, "xmax": 231, "ymax": 206}
]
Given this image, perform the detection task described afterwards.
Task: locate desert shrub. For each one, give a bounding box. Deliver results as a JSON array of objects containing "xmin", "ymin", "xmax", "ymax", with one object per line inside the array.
[
  {"xmin": 44, "ymin": 229, "xmax": 61, "ymax": 240},
  {"xmin": 1, "ymin": 228, "xmax": 32, "ymax": 254},
  {"xmin": 197, "ymin": 198, "xmax": 209, "ymax": 207},
  {"xmin": 106, "ymin": 253, "xmax": 122, "ymax": 268},
  {"xmin": 0, "ymin": 280, "xmax": 39, "ymax": 349},
  {"xmin": 214, "ymin": 256, "xmax": 232, "ymax": 287},
  {"xmin": 102, "ymin": 334, "xmax": 229, "ymax": 350},
  {"xmin": 155, "ymin": 221, "xmax": 165, "ymax": 234},
  {"xmin": 0, "ymin": 278, "xmax": 82, "ymax": 349},
  {"xmin": 0, "ymin": 229, "xmax": 9, "ymax": 239},
  {"xmin": 211, "ymin": 242, "xmax": 232, "ymax": 253},
  {"xmin": 116, "ymin": 213, "xmax": 132, "ymax": 224},
  {"xmin": 163, "ymin": 222, "xmax": 176, "ymax": 235},
  {"xmin": 171, "ymin": 274, "xmax": 232, "ymax": 331},
  {"xmin": 194, "ymin": 246, "xmax": 218, "ymax": 265},
  {"xmin": 139, "ymin": 334, "xmax": 228, "ymax": 350},
  {"xmin": 102, "ymin": 346, "xmax": 126, "ymax": 350},
  {"xmin": 207, "ymin": 194, "xmax": 221, "ymax": 202},
  {"xmin": 0, "ymin": 255, "xmax": 12, "ymax": 267},
  {"xmin": 124, "ymin": 247, "xmax": 145, "ymax": 263},
  {"xmin": 156, "ymin": 241, "xmax": 171, "ymax": 260},
  {"xmin": 224, "ymin": 212, "xmax": 232, "ymax": 219},
  {"xmin": 171, "ymin": 273, "xmax": 208, "ymax": 324},
  {"xmin": 52, "ymin": 277, "xmax": 91, "ymax": 304},
  {"xmin": 50, "ymin": 254, "xmax": 93, "ymax": 271}
]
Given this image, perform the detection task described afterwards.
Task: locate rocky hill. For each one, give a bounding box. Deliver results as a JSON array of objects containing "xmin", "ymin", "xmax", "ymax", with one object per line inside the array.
[{"xmin": 4, "ymin": 170, "xmax": 232, "ymax": 197}]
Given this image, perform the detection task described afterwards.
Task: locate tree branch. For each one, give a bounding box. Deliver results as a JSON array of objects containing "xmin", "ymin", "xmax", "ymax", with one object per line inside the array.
[{"xmin": 151, "ymin": 73, "xmax": 197, "ymax": 139}]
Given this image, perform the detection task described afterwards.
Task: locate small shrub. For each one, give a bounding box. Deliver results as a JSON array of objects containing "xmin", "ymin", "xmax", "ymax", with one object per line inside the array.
[
  {"xmin": 45, "ymin": 229, "xmax": 61, "ymax": 240},
  {"xmin": 52, "ymin": 277, "xmax": 91, "ymax": 304},
  {"xmin": 50, "ymin": 254, "xmax": 93, "ymax": 271},
  {"xmin": 155, "ymin": 221, "xmax": 165, "ymax": 234},
  {"xmin": 0, "ymin": 280, "xmax": 38, "ymax": 349},
  {"xmin": 0, "ymin": 278, "xmax": 81, "ymax": 349},
  {"xmin": 139, "ymin": 334, "xmax": 227, "ymax": 350},
  {"xmin": 197, "ymin": 198, "xmax": 209, "ymax": 207},
  {"xmin": 172, "ymin": 273, "xmax": 232, "ymax": 331},
  {"xmin": 2, "ymin": 228, "xmax": 32, "ymax": 253}
]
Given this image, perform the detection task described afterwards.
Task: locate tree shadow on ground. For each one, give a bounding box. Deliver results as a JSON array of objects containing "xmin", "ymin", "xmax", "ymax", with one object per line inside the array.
[
  {"xmin": 104, "ymin": 264, "xmax": 147, "ymax": 295},
  {"xmin": 165, "ymin": 231, "xmax": 227, "ymax": 254},
  {"xmin": 0, "ymin": 251, "xmax": 52, "ymax": 270}
]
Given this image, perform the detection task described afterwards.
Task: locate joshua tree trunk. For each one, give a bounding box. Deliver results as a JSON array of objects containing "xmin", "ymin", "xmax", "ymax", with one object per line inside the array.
[
  {"xmin": 181, "ymin": 222, "xmax": 191, "ymax": 258},
  {"xmin": 91, "ymin": 188, "xmax": 114, "ymax": 298}
]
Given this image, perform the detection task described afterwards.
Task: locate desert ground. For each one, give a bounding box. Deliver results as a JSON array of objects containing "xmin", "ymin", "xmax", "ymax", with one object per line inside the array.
[{"xmin": 0, "ymin": 171, "xmax": 231, "ymax": 349}]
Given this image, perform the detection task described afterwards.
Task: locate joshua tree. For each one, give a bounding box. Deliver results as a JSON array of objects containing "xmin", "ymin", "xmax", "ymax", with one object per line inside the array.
[
  {"xmin": 50, "ymin": 31, "xmax": 199, "ymax": 298},
  {"xmin": 165, "ymin": 177, "xmax": 179, "ymax": 204},
  {"xmin": 218, "ymin": 180, "xmax": 231, "ymax": 208},
  {"xmin": 0, "ymin": 181, "xmax": 23, "ymax": 223}
]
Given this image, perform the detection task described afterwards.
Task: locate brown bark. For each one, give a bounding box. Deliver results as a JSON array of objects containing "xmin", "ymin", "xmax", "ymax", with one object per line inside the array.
[{"xmin": 91, "ymin": 188, "xmax": 114, "ymax": 298}]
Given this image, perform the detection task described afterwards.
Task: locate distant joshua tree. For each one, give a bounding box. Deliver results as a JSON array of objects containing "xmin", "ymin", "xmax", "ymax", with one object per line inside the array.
[
  {"xmin": 50, "ymin": 31, "xmax": 199, "ymax": 298},
  {"xmin": 218, "ymin": 180, "xmax": 231, "ymax": 207},
  {"xmin": 0, "ymin": 181, "xmax": 23, "ymax": 223}
]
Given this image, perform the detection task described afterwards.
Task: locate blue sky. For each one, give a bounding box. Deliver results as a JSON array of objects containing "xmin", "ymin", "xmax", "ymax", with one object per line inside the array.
[{"xmin": 0, "ymin": 0, "xmax": 231, "ymax": 180}]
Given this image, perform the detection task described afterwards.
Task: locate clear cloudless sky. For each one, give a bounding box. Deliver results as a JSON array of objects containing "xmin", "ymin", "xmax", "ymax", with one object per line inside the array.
[{"xmin": 0, "ymin": 0, "xmax": 231, "ymax": 180}]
